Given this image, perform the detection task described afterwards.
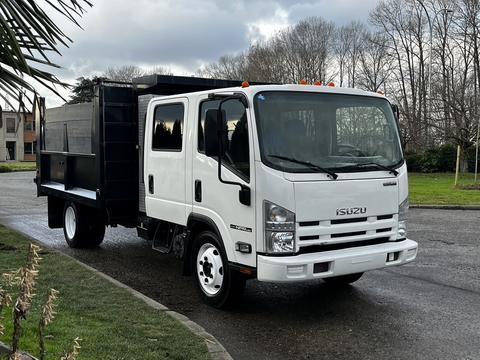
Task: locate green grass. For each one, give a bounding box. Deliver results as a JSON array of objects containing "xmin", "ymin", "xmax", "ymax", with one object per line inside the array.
[
  {"xmin": 409, "ymin": 172, "xmax": 480, "ymax": 205},
  {"xmin": 0, "ymin": 162, "xmax": 36, "ymax": 173},
  {"xmin": 0, "ymin": 225, "xmax": 209, "ymax": 360}
]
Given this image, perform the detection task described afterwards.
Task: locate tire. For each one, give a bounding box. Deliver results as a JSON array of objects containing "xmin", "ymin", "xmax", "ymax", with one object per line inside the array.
[
  {"xmin": 63, "ymin": 202, "xmax": 105, "ymax": 248},
  {"xmin": 323, "ymin": 272, "xmax": 364, "ymax": 286},
  {"xmin": 191, "ymin": 230, "xmax": 245, "ymax": 308}
]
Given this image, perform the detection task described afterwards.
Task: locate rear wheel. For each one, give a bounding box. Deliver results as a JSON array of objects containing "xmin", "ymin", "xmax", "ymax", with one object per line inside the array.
[
  {"xmin": 323, "ymin": 272, "xmax": 364, "ymax": 286},
  {"xmin": 192, "ymin": 231, "xmax": 245, "ymax": 308},
  {"xmin": 63, "ymin": 202, "xmax": 105, "ymax": 248}
]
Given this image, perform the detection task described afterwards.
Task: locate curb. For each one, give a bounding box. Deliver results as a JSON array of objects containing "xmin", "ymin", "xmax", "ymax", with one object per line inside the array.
[
  {"xmin": 411, "ymin": 204, "xmax": 480, "ymax": 210},
  {"xmin": 68, "ymin": 257, "xmax": 233, "ymax": 360},
  {"xmin": 1, "ymin": 226, "xmax": 233, "ymax": 360},
  {"xmin": 0, "ymin": 341, "xmax": 38, "ymax": 360}
]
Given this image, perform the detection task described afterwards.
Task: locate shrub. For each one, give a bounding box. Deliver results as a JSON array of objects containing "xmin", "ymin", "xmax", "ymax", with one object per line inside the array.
[
  {"xmin": 405, "ymin": 144, "xmax": 465, "ymax": 173},
  {"xmin": 405, "ymin": 151, "xmax": 424, "ymax": 172}
]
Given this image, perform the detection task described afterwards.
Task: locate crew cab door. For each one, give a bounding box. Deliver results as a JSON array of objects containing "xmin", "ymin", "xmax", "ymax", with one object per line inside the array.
[
  {"xmin": 192, "ymin": 96, "xmax": 256, "ymax": 267},
  {"xmin": 145, "ymin": 98, "xmax": 189, "ymax": 225}
]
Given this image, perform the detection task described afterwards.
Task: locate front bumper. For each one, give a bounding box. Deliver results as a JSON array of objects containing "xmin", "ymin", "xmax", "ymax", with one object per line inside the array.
[{"xmin": 257, "ymin": 239, "xmax": 418, "ymax": 282}]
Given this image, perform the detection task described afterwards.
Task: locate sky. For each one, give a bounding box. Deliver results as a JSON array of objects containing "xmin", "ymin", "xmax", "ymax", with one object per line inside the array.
[{"xmin": 35, "ymin": 0, "xmax": 381, "ymax": 107}]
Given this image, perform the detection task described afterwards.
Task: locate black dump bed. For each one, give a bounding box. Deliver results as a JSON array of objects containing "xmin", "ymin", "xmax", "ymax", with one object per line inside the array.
[{"xmin": 36, "ymin": 75, "xmax": 251, "ymax": 227}]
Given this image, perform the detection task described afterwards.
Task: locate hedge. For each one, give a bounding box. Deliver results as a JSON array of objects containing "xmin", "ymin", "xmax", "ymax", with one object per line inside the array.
[{"xmin": 405, "ymin": 144, "xmax": 479, "ymax": 173}]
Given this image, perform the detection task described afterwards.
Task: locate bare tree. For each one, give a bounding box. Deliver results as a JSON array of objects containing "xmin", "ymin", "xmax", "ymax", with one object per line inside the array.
[
  {"xmin": 198, "ymin": 54, "xmax": 247, "ymax": 80},
  {"xmin": 104, "ymin": 65, "xmax": 145, "ymax": 82},
  {"xmin": 357, "ymin": 32, "xmax": 394, "ymax": 92},
  {"xmin": 370, "ymin": 0, "xmax": 430, "ymax": 150},
  {"xmin": 199, "ymin": 3, "xmax": 480, "ymax": 166}
]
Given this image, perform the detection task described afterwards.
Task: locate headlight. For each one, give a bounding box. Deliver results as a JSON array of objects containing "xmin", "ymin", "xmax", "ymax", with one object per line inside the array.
[
  {"xmin": 397, "ymin": 197, "xmax": 408, "ymax": 240},
  {"xmin": 264, "ymin": 201, "xmax": 295, "ymax": 253}
]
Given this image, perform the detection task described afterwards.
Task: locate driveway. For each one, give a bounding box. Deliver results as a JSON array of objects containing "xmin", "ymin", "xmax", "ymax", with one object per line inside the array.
[{"xmin": 0, "ymin": 171, "xmax": 479, "ymax": 360}]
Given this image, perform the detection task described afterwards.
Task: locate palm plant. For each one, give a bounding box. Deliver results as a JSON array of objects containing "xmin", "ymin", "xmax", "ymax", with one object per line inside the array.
[{"xmin": 0, "ymin": 0, "xmax": 92, "ymax": 111}]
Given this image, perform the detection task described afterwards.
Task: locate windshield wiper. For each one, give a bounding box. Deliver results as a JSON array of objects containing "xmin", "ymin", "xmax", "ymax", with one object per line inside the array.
[
  {"xmin": 344, "ymin": 162, "xmax": 399, "ymax": 176},
  {"xmin": 267, "ymin": 154, "xmax": 338, "ymax": 180}
]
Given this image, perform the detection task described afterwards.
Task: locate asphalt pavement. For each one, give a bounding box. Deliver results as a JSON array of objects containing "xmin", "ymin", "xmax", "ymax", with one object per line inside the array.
[{"xmin": 0, "ymin": 171, "xmax": 479, "ymax": 360}]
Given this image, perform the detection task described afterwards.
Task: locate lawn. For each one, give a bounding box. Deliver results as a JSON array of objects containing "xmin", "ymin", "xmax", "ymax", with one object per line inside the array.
[
  {"xmin": 0, "ymin": 162, "xmax": 36, "ymax": 173},
  {"xmin": 409, "ymin": 172, "xmax": 480, "ymax": 205},
  {"xmin": 0, "ymin": 225, "xmax": 209, "ymax": 360}
]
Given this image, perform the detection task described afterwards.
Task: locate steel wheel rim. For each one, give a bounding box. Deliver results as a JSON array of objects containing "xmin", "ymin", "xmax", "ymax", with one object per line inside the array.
[
  {"xmin": 196, "ymin": 242, "xmax": 224, "ymax": 296},
  {"xmin": 65, "ymin": 206, "xmax": 76, "ymax": 240}
]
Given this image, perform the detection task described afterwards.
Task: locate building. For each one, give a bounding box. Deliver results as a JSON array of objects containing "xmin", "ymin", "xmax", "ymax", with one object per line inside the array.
[
  {"xmin": 23, "ymin": 113, "xmax": 36, "ymax": 162},
  {"xmin": 0, "ymin": 110, "xmax": 33, "ymax": 162}
]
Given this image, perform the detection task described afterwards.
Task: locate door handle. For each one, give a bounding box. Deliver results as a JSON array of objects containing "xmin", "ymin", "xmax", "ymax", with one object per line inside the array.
[
  {"xmin": 195, "ymin": 180, "xmax": 202, "ymax": 202},
  {"xmin": 148, "ymin": 174, "xmax": 154, "ymax": 194}
]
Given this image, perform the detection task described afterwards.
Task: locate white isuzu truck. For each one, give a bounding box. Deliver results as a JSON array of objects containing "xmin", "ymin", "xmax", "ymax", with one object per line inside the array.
[{"xmin": 35, "ymin": 75, "xmax": 418, "ymax": 308}]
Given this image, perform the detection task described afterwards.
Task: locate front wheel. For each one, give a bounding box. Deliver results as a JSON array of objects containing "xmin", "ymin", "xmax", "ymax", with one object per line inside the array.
[
  {"xmin": 192, "ymin": 231, "xmax": 245, "ymax": 308},
  {"xmin": 323, "ymin": 272, "xmax": 364, "ymax": 286}
]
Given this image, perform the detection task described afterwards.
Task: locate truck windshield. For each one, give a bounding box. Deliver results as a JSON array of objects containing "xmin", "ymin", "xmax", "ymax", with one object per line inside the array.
[{"xmin": 254, "ymin": 91, "xmax": 403, "ymax": 173}]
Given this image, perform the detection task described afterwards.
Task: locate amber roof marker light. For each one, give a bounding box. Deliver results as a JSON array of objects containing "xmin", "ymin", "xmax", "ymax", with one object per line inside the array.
[
  {"xmin": 241, "ymin": 81, "xmax": 250, "ymax": 88},
  {"xmin": 299, "ymin": 79, "xmax": 308, "ymax": 85},
  {"xmin": 327, "ymin": 82, "xmax": 335, "ymax": 87}
]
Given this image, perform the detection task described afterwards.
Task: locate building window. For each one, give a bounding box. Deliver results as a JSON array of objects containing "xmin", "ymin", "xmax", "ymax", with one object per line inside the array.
[
  {"xmin": 24, "ymin": 120, "xmax": 34, "ymax": 131},
  {"xmin": 152, "ymin": 103, "xmax": 184, "ymax": 151},
  {"xmin": 24, "ymin": 142, "xmax": 37, "ymax": 155},
  {"xmin": 6, "ymin": 118, "xmax": 15, "ymax": 133}
]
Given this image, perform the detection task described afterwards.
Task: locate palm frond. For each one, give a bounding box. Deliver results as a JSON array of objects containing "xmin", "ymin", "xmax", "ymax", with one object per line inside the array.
[{"xmin": 0, "ymin": 0, "xmax": 92, "ymax": 108}]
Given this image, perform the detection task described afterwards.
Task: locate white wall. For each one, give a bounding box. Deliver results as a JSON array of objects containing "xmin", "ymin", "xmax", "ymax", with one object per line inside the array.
[{"xmin": 1, "ymin": 111, "xmax": 24, "ymax": 162}]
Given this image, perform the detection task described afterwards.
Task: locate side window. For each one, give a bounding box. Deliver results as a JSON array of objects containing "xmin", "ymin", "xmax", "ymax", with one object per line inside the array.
[
  {"xmin": 198, "ymin": 100, "xmax": 220, "ymax": 153},
  {"xmin": 152, "ymin": 103, "xmax": 184, "ymax": 151},
  {"xmin": 198, "ymin": 99, "xmax": 250, "ymax": 181}
]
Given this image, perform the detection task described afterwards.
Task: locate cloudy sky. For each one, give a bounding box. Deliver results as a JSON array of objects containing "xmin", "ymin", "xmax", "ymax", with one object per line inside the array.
[{"xmin": 40, "ymin": 0, "xmax": 381, "ymax": 106}]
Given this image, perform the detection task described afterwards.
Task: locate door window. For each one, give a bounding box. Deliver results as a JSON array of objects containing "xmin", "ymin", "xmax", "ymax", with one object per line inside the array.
[
  {"xmin": 198, "ymin": 99, "xmax": 250, "ymax": 181},
  {"xmin": 152, "ymin": 103, "xmax": 184, "ymax": 151}
]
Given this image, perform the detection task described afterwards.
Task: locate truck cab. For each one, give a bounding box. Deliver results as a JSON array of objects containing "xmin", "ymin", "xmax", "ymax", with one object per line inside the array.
[
  {"xmin": 36, "ymin": 76, "xmax": 417, "ymax": 308},
  {"xmin": 143, "ymin": 83, "xmax": 417, "ymax": 307}
]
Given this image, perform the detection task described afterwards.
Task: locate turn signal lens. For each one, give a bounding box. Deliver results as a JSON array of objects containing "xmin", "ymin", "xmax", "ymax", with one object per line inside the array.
[{"xmin": 397, "ymin": 198, "xmax": 409, "ymax": 240}]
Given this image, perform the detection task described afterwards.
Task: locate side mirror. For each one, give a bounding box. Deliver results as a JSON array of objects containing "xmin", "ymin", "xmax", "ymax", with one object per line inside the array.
[
  {"xmin": 204, "ymin": 109, "xmax": 226, "ymax": 157},
  {"xmin": 391, "ymin": 104, "xmax": 400, "ymax": 122}
]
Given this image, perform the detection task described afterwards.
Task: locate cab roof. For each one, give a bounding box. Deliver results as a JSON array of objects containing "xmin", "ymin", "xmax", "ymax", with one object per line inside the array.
[{"xmin": 153, "ymin": 83, "xmax": 389, "ymax": 102}]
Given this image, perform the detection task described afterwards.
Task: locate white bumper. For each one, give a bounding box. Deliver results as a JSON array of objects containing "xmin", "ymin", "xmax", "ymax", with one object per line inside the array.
[{"xmin": 257, "ymin": 239, "xmax": 418, "ymax": 282}]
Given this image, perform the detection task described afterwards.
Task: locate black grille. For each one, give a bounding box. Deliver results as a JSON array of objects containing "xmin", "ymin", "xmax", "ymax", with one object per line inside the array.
[
  {"xmin": 298, "ymin": 237, "xmax": 392, "ymax": 255},
  {"xmin": 299, "ymin": 221, "xmax": 320, "ymax": 227},
  {"xmin": 377, "ymin": 214, "xmax": 394, "ymax": 220},
  {"xmin": 331, "ymin": 231, "xmax": 366, "ymax": 238},
  {"xmin": 299, "ymin": 235, "xmax": 320, "ymax": 241},
  {"xmin": 376, "ymin": 228, "xmax": 391, "ymax": 233},
  {"xmin": 331, "ymin": 217, "xmax": 367, "ymax": 225}
]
